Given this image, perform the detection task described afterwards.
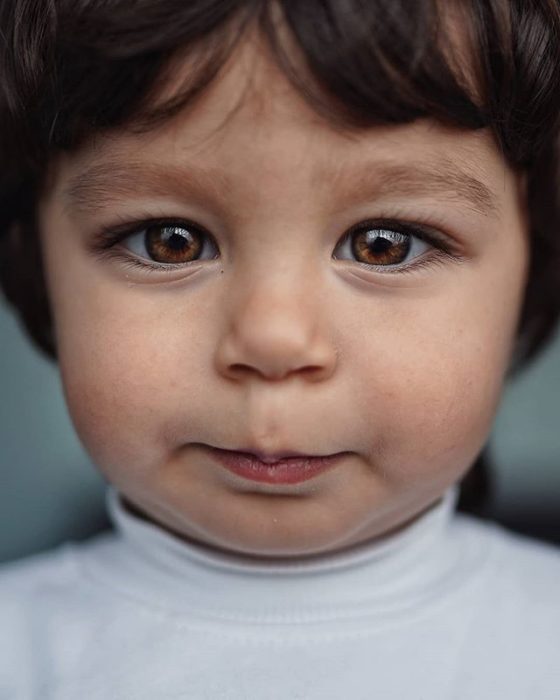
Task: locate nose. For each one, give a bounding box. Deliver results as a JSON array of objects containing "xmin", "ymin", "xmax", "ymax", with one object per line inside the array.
[{"xmin": 215, "ymin": 274, "xmax": 338, "ymax": 383}]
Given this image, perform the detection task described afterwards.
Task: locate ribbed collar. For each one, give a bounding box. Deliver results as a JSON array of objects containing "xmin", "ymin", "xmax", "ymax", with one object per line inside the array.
[{"xmin": 80, "ymin": 484, "xmax": 483, "ymax": 625}]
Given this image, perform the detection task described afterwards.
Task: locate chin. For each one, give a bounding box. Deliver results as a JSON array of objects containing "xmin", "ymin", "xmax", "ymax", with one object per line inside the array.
[{"xmin": 202, "ymin": 522, "xmax": 357, "ymax": 558}]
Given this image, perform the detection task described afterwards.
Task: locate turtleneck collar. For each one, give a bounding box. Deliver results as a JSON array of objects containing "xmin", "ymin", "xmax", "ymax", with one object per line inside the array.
[{"xmin": 78, "ymin": 484, "xmax": 485, "ymax": 625}]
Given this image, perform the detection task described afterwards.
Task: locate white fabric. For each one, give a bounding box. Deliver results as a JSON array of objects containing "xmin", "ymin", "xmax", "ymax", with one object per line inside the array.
[{"xmin": 1, "ymin": 484, "xmax": 560, "ymax": 699}]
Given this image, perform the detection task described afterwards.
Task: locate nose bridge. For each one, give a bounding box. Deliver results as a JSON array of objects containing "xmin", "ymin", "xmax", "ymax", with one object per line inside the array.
[
  {"xmin": 215, "ymin": 260, "xmax": 336, "ymax": 382},
  {"xmin": 240, "ymin": 266, "xmax": 314, "ymax": 339}
]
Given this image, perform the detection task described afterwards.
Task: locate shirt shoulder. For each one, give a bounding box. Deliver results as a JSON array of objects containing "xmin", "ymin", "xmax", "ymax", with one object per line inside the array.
[
  {"xmin": 0, "ymin": 534, "xmax": 124, "ymax": 697},
  {"xmin": 455, "ymin": 512, "xmax": 560, "ymax": 628},
  {"xmin": 460, "ymin": 512, "xmax": 560, "ymax": 584},
  {"xmin": 0, "ymin": 534, "xmax": 112, "ymax": 609},
  {"xmin": 0, "ymin": 539, "xmax": 103, "ymax": 635},
  {"xmin": 0, "ymin": 542, "xmax": 78, "ymax": 589},
  {"xmin": 446, "ymin": 515, "xmax": 560, "ymax": 697},
  {"xmin": 0, "ymin": 530, "xmax": 122, "ymax": 610},
  {"xmin": 0, "ymin": 544, "xmax": 82, "ymax": 696}
]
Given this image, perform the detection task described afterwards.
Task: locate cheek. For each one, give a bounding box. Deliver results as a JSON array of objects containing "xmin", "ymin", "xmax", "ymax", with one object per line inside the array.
[
  {"xmin": 53, "ymin": 285, "xmax": 208, "ymax": 473},
  {"xmin": 354, "ymin": 266, "xmax": 525, "ymax": 479}
]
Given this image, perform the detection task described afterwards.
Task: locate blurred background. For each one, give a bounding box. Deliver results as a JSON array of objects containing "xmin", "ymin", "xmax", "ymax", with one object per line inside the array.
[{"xmin": 1, "ymin": 298, "xmax": 559, "ymax": 564}]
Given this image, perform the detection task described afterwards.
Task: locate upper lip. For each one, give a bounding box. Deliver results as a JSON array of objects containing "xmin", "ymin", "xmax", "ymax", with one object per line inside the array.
[{"xmin": 209, "ymin": 445, "xmax": 339, "ymax": 464}]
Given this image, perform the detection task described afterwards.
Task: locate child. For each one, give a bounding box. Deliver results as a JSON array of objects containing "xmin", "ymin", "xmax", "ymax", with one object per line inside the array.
[{"xmin": 1, "ymin": 0, "xmax": 560, "ymax": 697}]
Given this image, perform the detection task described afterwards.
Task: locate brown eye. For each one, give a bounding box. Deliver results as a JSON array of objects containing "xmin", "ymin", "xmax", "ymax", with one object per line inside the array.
[
  {"xmin": 334, "ymin": 223, "xmax": 431, "ymax": 269},
  {"xmin": 146, "ymin": 225, "xmax": 201, "ymax": 263},
  {"xmin": 352, "ymin": 228, "xmax": 411, "ymax": 265},
  {"xmin": 124, "ymin": 223, "xmax": 218, "ymax": 265}
]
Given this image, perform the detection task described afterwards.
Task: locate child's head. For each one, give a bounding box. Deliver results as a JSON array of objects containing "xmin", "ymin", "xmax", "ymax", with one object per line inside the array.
[{"xmin": 1, "ymin": 0, "xmax": 560, "ymax": 557}]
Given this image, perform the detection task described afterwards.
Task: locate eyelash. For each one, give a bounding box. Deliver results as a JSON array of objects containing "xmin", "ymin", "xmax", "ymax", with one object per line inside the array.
[{"xmin": 88, "ymin": 217, "xmax": 463, "ymax": 276}]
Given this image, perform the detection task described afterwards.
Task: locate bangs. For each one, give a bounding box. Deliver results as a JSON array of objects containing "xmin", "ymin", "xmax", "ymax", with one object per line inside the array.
[
  {"xmin": 131, "ymin": 0, "xmax": 486, "ymax": 136},
  {"xmin": 51, "ymin": 0, "xmax": 487, "ymax": 148},
  {"xmin": 5, "ymin": 0, "xmax": 560, "ymax": 179}
]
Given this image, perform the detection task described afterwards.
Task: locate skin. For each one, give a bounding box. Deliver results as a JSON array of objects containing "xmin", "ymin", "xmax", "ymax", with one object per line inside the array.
[{"xmin": 38, "ymin": 33, "xmax": 528, "ymax": 558}]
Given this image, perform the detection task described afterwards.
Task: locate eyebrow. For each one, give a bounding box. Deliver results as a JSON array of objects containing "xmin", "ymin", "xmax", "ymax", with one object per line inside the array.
[
  {"xmin": 62, "ymin": 159, "xmax": 231, "ymax": 214},
  {"xmin": 62, "ymin": 156, "xmax": 499, "ymax": 219},
  {"xmin": 326, "ymin": 160, "xmax": 499, "ymax": 218}
]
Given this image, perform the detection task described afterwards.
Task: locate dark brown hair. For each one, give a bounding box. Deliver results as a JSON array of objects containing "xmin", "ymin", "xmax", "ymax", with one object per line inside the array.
[{"xmin": 1, "ymin": 0, "xmax": 560, "ymax": 514}]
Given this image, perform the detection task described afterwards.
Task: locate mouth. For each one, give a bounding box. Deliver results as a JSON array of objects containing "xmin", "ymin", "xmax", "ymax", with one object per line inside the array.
[{"xmin": 207, "ymin": 446, "xmax": 348, "ymax": 485}]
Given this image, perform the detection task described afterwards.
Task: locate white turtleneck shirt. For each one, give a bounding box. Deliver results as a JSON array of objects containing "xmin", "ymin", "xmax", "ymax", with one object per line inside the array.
[{"xmin": 1, "ymin": 484, "xmax": 559, "ymax": 699}]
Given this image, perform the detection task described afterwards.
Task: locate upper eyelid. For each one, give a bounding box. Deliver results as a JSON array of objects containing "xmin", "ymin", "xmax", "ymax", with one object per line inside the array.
[
  {"xmin": 89, "ymin": 217, "xmax": 211, "ymax": 252},
  {"xmin": 334, "ymin": 220, "xmax": 455, "ymax": 258},
  {"xmin": 114, "ymin": 217, "xmax": 209, "ymax": 239},
  {"xmin": 105, "ymin": 216, "xmax": 444, "ymax": 244}
]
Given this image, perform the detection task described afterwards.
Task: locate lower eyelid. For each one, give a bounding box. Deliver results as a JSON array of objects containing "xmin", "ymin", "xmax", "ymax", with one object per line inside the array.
[
  {"xmin": 350, "ymin": 250, "xmax": 449, "ymax": 276},
  {"xmin": 340, "ymin": 251, "xmax": 461, "ymax": 287}
]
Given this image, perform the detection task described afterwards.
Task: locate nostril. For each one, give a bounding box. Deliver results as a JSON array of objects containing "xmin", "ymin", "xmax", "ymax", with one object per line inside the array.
[
  {"xmin": 229, "ymin": 363, "xmax": 252, "ymax": 374},
  {"xmin": 216, "ymin": 328, "xmax": 338, "ymax": 382}
]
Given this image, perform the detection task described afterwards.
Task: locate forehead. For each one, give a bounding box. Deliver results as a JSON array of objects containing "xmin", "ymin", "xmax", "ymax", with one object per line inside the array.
[
  {"xmin": 85, "ymin": 28, "xmax": 488, "ymax": 152},
  {"xmin": 51, "ymin": 33, "xmax": 505, "ymax": 219}
]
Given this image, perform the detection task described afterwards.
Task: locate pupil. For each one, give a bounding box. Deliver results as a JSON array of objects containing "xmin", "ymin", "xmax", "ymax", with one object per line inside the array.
[
  {"xmin": 370, "ymin": 237, "xmax": 393, "ymax": 253},
  {"xmin": 163, "ymin": 228, "xmax": 189, "ymax": 250}
]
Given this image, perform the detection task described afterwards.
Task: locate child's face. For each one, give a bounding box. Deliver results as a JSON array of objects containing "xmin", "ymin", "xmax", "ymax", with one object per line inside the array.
[{"xmin": 39, "ymin": 38, "xmax": 528, "ymax": 556}]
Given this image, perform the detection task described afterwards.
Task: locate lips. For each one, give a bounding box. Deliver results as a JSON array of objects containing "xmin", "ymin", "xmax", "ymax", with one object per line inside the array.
[{"xmin": 208, "ymin": 446, "xmax": 346, "ymax": 485}]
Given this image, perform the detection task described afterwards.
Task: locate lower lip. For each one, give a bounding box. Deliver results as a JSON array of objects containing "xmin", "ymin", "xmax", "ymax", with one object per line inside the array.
[{"xmin": 210, "ymin": 449, "xmax": 345, "ymax": 484}]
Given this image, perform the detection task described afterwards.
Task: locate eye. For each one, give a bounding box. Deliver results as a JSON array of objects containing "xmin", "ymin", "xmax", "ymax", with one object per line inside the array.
[
  {"xmin": 333, "ymin": 221, "xmax": 437, "ymax": 271},
  {"xmin": 123, "ymin": 222, "xmax": 218, "ymax": 265}
]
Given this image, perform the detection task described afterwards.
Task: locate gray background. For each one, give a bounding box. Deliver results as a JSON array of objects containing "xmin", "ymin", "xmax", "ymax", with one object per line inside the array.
[{"xmin": 1, "ymin": 298, "xmax": 560, "ymax": 564}]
